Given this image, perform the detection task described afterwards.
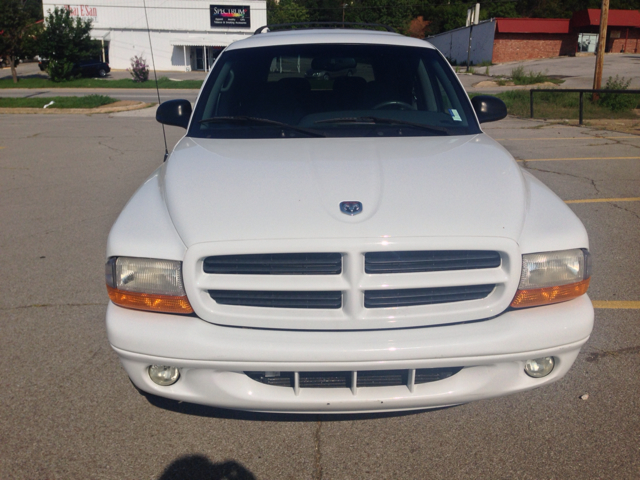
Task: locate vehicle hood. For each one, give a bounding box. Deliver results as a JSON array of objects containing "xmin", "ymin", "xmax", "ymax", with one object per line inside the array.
[{"xmin": 163, "ymin": 135, "xmax": 526, "ymax": 246}]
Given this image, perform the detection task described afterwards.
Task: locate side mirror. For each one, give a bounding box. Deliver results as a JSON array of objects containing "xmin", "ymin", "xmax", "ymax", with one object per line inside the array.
[
  {"xmin": 156, "ymin": 99, "xmax": 192, "ymax": 129},
  {"xmin": 471, "ymin": 95, "xmax": 507, "ymax": 123}
]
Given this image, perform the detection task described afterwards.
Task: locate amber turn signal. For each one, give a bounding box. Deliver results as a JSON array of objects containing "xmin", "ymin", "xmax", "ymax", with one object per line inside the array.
[
  {"xmin": 107, "ymin": 285, "xmax": 194, "ymax": 314},
  {"xmin": 510, "ymin": 278, "xmax": 590, "ymax": 308}
]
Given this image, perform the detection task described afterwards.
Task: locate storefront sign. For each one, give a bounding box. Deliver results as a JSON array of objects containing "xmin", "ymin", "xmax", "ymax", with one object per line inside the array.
[
  {"xmin": 64, "ymin": 5, "xmax": 98, "ymax": 23},
  {"xmin": 210, "ymin": 5, "xmax": 250, "ymax": 28}
]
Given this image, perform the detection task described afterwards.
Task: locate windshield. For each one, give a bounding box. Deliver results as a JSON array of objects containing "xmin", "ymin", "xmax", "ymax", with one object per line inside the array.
[{"xmin": 189, "ymin": 43, "xmax": 480, "ymax": 139}]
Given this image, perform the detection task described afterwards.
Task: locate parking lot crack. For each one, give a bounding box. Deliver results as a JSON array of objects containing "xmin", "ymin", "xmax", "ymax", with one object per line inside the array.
[
  {"xmin": 611, "ymin": 202, "xmax": 640, "ymax": 221},
  {"xmin": 591, "ymin": 133, "xmax": 640, "ymax": 151},
  {"xmin": 98, "ymin": 140, "xmax": 125, "ymax": 156},
  {"xmin": 1, "ymin": 302, "xmax": 105, "ymax": 311},
  {"xmin": 521, "ymin": 161, "xmax": 601, "ymax": 193}
]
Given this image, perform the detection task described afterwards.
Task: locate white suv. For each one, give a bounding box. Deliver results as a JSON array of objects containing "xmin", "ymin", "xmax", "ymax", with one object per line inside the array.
[{"xmin": 105, "ymin": 26, "xmax": 593, "ymax": 413}]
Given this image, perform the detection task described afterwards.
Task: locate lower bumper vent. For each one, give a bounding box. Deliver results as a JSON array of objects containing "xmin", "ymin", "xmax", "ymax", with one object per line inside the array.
[
  {"xmin": 245, "ymin": 367, "xmax": 462, "ymax": 395},
  {"xmin": 365, "ymin": 284, "xmax": 495, "ymax": 308},
  {"xmin": 209, "ymin": 290, "xmax": 342, "ymax": 309}
]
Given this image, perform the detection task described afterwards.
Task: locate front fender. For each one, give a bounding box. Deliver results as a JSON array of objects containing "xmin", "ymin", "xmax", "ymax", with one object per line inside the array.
[
  {"xmin": 106, "ymin": 164, "xmax": 186, "ymax": 261},
  {"xmin": 518, "ymin": 170, "xmax": 589, "ymax": 254}
]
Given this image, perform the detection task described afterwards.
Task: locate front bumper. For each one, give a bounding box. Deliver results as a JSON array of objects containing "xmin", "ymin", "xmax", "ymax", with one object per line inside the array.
[{"xmin": 107, "ymin": 295, "xmax": 594, "ymax": 413}]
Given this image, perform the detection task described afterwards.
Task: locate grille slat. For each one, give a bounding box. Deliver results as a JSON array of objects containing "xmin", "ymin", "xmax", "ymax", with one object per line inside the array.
[
  {"xmin": 365, "ymin": 250, "xmax": 501, "ymax": 274},
  {"xmin": 204, "ymin": 253, "xmax": 342, "ymax": 275},
  {"xmin": 209, "ymin": 290, "xmax": 342, "ymax": 309},
  {"xmin": 245, "ymin": 367, "xmax": 463, "ymax": 389},
  {"xmin": 365, "ymin": 284, "xmax": 495, "ymax": 308}
]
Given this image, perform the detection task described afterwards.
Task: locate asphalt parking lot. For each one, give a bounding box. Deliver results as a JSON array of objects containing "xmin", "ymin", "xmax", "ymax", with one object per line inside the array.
[{"xmin": 1, "ymin": 113, "xmax": 639, "ymax": 479}]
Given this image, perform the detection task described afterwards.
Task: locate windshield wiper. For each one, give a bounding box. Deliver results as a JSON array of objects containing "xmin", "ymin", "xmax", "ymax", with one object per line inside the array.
[
  {"xmin": 199, "ymin": 116, "xmax": 326, "ymax": 138},
  {"xmin": 315, "ymin": 116, "xmax": 450, "ymax": 135}
]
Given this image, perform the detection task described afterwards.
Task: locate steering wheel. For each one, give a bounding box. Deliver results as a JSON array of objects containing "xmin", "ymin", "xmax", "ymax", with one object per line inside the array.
[{"xmin": 372, "ymin": 100, "xmax": 416, "ymax": 110}]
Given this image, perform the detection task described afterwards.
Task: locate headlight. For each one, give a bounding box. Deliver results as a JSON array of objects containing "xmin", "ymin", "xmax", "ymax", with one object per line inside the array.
[
  {"xmin": 510, "ymin": 249, "xmax": 591, "ymax": 308},
  {"xmin": 105, "ymin": 257, "xmax": 193, "ymax": 314}
]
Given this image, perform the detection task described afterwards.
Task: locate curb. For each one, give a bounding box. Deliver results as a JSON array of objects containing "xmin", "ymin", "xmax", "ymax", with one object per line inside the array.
[{"xmin": 0, "ymin": 101, "xmax": 153, "ymax": 115}]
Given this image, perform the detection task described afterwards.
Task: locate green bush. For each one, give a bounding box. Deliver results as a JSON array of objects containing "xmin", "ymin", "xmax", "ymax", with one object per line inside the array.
[
  {"xmin": 599, "ymin": 76, "xmax": 639, "ymax": 112},
  {"xmin": 47, "ymin": 59, "xmax": 76, "ymax": 82}
]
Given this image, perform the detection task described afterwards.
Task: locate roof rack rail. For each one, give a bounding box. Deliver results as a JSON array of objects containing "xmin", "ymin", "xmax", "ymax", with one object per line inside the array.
[{"xmin": 254, "ymin": 22, "xmax": 396, "ymax": 35}]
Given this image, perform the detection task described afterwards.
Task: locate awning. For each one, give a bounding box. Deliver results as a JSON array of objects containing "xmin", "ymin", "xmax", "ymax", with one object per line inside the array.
[
  {"xmin": 170, "ymin": 37, "xmax": 234, "ymax": 47},
  {"xmin": 571, "ymin": 9, "xmax": 640, "ymax": 29},
  {"xmin": 91, "ymin": 31, "xmax": 110, "ymax": 41}
]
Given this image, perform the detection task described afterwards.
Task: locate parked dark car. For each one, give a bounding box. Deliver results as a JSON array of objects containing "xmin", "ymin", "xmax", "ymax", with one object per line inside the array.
[
  {"xmin": 38, "ymin": 58, "xmax": 110, "ymax": 78},
  {"xmin": 74, "ymin": 59, "xmax": 110, "ymax": 77}
]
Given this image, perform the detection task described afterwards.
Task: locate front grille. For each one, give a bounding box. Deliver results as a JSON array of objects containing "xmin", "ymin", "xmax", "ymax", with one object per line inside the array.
[
  {"xmin": 209, "ymin": 290, "xmax": 342, "ymax": 309},
  {"xmin": 365, "ymin": 284, "xmax": 495, "ymax": 308},
  {"xmin": 245, "ymin": 367, "xmax": 463, "ymax": 391},
  {"xmin": 365, "ymin": 250, "xmax": 501, "ymax": 274},
  {"xmin": 204, "ymin": 253, "xmax": 342, "ymax": 275}
]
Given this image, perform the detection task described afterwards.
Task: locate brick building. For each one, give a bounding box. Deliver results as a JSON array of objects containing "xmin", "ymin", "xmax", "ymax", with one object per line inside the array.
[
  {"xmin": 427, "ymin": 9, "xmax": 640, "ymax": 65},
  {"xmin": 492, "ymin": 18, "xmax": 576, "ymax": 63},
  {"xmin": 572, "ymin": 9, "xmax": 640, "ymax": 54}
]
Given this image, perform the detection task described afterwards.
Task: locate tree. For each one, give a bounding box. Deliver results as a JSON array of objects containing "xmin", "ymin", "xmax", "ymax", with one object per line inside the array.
[
  {"xmin": 22, "ymin": 0, "xmax": 44, "ymax": 22},
  {"xmin": 299, "ymin": 0, "xmax": 343, "ymax": 23},
  {"xmin": 267, "ymin": 0, "xmax": 310, "ymax": 25},
  {"xmin": 38, "ymin": 6, "xmax": 99, "ymax": 81},
  {"xmin": 416, "ymin": 1, "xmax": 468, "ymax": 35},
  {"xmin": 0, "ymin": 0, "xmax": 33, "ymax": 83},
  {"xmin": 344, "ymin": 0, "xmax": 417, "ymax": 34}
]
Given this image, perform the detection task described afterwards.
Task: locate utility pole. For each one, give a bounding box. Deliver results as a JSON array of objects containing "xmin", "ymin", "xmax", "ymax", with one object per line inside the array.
[
  {"xmin": 466, "ymin": 3, "xmax": 480, "ymax": 72},
  {"xmin": 592, "ymin": 0, "xmax": 610, "ymax": 101}
]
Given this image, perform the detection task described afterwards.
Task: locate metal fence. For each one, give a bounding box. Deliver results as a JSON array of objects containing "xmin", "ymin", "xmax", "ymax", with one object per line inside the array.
[{"xmin": 530, "ymin": 89, "xmax": 640, "ymax": 125}]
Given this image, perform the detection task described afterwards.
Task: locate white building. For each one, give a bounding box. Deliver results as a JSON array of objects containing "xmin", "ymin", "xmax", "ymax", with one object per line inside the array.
[{"xmin": 42, "ymin": 1, "xmax": 268, "ymax": 71}]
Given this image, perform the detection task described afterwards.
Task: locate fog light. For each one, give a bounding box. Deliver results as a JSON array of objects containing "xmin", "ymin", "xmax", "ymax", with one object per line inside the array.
[
  {"xmin": 148, "ymin": 365, "xmax": 180, "ymax": 386},
  {"xmin": 524, "ymin": 357, "xmax": 555, "ymax": 378}
]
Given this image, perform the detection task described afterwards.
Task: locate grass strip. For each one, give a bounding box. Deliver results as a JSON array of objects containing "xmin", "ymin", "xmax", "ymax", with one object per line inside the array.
[
  {"xmin": 472, "ymin": 90, "xmax": 640, "ymax": 120},
  {"xmin": 0, "ymin": 95, "xmax": 119, "ymax": 109},
  {"xmin": 0, "ymin": 76, "xmax": 203, "ymax": 89}
]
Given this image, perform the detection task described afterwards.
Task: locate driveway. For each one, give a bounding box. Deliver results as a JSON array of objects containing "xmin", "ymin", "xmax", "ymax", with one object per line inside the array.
[{"xmin": 462, "ymin": 53, "xmax": 640, "ymax": 93}]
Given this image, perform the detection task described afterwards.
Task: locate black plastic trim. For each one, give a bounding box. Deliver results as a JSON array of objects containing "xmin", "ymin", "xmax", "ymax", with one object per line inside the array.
[
  {"xmin": 204, "ymin": 253, "xmax": 342, "ymax": 275},
  {"xmin": 365, "ymin": 284, "xmax": 495, "ymax": 308},
  {"xmin": 209, "ymin": 290, "xmax": 342, "ymax": 309}
]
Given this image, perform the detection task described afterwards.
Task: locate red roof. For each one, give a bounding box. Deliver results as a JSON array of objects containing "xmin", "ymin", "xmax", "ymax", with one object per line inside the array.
[
  {"xmin": 495, "ymin": 18, "xmax": 571, "ymax": 34},
  {"xmin": 571, "ymin": 9, "xmax": 640, "ymax": 28}
]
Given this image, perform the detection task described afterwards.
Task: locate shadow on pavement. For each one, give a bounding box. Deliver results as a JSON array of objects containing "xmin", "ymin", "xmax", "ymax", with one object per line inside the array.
[
  {"xmin": 159, "ymin": 456, "xmax": 255, "ymax": 480},
  {"xmin": 4, "ymin": 74, "xmax": 50, "ymax": 80},
  {"xmin": 140, "ymin": 389, "xmax": 454, "ymax": 422}
]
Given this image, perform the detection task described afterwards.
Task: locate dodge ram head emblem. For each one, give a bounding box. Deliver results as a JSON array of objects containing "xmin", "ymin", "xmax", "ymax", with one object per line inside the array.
[{"xmin": 340, "ymin": 201, "xmax": 363, "ymax": 216}]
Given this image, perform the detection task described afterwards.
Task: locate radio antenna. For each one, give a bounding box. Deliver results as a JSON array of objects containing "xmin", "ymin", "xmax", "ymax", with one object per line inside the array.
[{"xmin": 142, "ymin": 0, "xmax": 169, "ymax": 161}]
